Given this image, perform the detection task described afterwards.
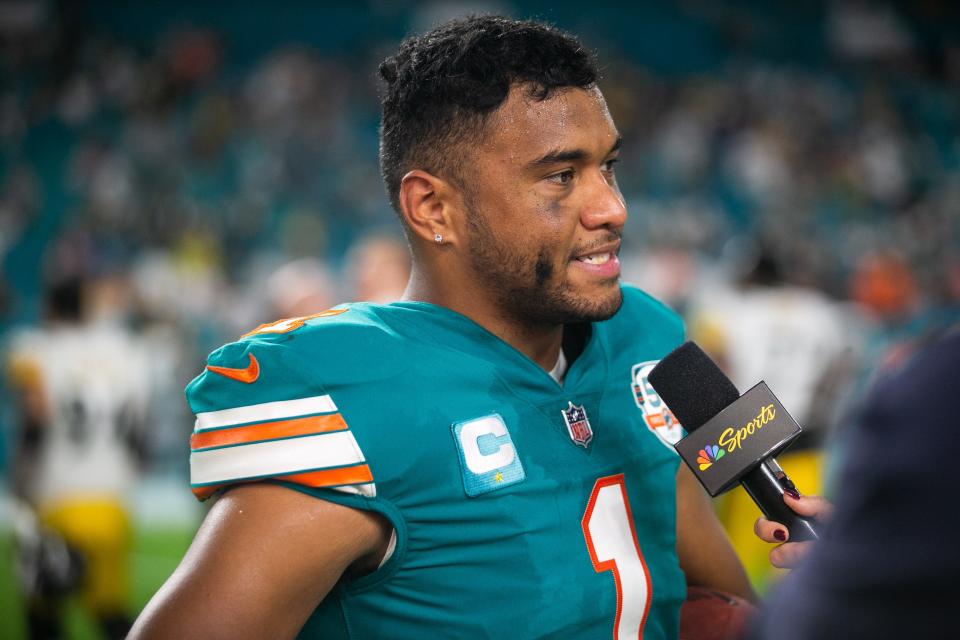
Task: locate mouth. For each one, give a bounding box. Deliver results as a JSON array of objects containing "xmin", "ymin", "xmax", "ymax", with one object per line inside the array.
[
  {"xmin": 575, "ymin": 251, "xmax": 616, "ymax": 266},
  {"xmin": 570, "ymin": 242, "xmax": 621, "ymax": 278}
]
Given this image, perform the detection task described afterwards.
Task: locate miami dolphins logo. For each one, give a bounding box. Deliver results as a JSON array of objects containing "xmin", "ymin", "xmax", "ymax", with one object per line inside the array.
[{"xmin": 631, "ymin": 361, "xmax": 684, "ymax": 449}]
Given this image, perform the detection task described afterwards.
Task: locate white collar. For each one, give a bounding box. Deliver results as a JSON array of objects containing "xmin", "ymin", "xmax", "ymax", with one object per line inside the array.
[{"xmin": 548, "ymin": 348, "xmax": 568, "ymax": 384}]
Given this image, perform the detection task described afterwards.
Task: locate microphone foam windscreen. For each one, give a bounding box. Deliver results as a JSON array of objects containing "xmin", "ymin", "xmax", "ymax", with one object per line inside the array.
[{"xmin": 648, "ymin": 342, "xmax": 741, "ymax": 432}]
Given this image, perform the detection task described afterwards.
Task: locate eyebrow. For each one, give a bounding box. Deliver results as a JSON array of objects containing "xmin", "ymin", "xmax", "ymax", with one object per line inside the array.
[{"xmin": 528, "ymin": 136, "xmax": 623, "ymax": 168}]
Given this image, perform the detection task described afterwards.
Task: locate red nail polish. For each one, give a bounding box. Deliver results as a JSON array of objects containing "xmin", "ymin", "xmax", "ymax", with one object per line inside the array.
[
  {"xmin": 784, "ymin": 488, "xmax": 801, "ymax": 500},
  {"xmin": 774, "ymin": 529, "xmax": 787, "ymax": 542}
]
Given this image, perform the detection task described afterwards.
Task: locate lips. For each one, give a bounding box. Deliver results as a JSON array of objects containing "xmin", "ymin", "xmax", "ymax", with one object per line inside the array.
[
  {"xmin": 576, "ymin": 252, "xmax": 614, "ymax": 265},
  {"xmin": 570, "ymin": 242, "xmax": 621, "ymax": 278}
]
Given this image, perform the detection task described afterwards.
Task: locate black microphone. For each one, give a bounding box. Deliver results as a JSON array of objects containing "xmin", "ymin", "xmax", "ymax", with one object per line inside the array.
[{"xmin": 648, "ymin": 342, "xmax": 818, "ymax": 542}]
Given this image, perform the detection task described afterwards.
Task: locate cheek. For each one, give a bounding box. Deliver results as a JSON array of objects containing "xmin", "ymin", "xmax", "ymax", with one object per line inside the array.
[
  {"xmin": 529, "ymin": 220, "xmax": 574, "ymax": 285},
  {"xmin": 534, "ymin": 249, "xmax": 553, "ymax": 286},
  {"xmin": 543, "ymin": 196, "xmax": 563, "ymax": 219},
  {"xmin": 532, "ymin": 187, "xmax": 568, "ymax": 222},
  {"xmin": 528, "ymin": 192, "xmax": 574, "ymax": 237},
  {"xmin": 495, "ymin": 189, "xmax": 576, "ymax": 269},
  {"xmin": 531, "ymin": 199, "xmax": 576, "ymax": 251}
]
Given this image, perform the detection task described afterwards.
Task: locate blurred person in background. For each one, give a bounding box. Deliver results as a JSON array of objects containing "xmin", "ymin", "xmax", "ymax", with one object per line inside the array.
[
  {"xmin": 265, "ymin": 257, "xmax": 337, "ymax": 319},
  {"xmin": 6, "ymin": 274, "xmax": 152, "ymax": 640},
  {"xmin": 690, "ymin": 242, "xmax": 858, "ymax": 437},
  {"xmin": 686, "ymin": 241, "xmax": 860, "ymax": 590},
  {"xmin": 848, "ymin": 250, "xmax": 925, "ymax": 376},
  {"xmin": 343, "ymin": 231, "xmax": 411, "ymax": 303}
]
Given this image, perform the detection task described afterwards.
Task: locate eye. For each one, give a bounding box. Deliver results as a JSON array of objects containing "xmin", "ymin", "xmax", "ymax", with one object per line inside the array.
[
  {"xmin": 546, "ymin": 169, "xmax": 575, "ymax": 185},
  {"xmin": 601, "ymin": 157, "xmax": 619, "ymax": 175}
]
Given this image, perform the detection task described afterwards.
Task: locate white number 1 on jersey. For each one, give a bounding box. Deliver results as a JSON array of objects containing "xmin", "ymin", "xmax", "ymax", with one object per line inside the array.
[{"xmin": 582, "ymin": 474, "xmax": 653, "ymax": 639}]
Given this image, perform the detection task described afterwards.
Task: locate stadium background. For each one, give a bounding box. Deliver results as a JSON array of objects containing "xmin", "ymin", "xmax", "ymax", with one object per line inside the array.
[{"xmin": 1, "ymin": 0, "xmax": 957, "ymax": 637}]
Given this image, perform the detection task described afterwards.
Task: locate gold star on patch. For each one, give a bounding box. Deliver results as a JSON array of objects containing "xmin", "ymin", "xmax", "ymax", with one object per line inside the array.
[{"xmin": 494, "ymin": 471, "xmax": 504, "ymax": 483}]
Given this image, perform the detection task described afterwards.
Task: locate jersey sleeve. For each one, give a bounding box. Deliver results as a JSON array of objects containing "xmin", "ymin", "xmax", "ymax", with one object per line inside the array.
[{"xmin": 185, "ymin": 335, "xmax": 375, "ymax": 502}]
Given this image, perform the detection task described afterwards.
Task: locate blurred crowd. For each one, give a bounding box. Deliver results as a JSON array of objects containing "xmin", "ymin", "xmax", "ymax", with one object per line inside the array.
[
  {"xmin": 0, "ymin": 0, "xmax": 955, "ymax": 361},
  {"xmin": 0, "ymin": 0, "xmax": 958, "ymax": 632}
]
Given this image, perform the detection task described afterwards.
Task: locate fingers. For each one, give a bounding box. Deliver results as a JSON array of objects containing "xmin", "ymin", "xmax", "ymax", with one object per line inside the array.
[
  {"xmin": 753, "ymin": 516, "xmax": 789, "ymax": 544},
  {"xmin": 769, "ymin": 541, "xmax": 813, "ymax": 570},
  {"xmin": 755, "ymin": 493, "xmax": 833, "ymax": 571},
  {"xmin": 783, "ymin": 493, "xmax": 833, "ymax": 520},
  {"xmin": 754, "ymin": 517, "xmax": 814, "ymax": 569}
]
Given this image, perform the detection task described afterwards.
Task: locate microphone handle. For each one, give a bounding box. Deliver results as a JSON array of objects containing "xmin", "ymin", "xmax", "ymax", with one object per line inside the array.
[{"xmin": 740, "ymin": 461, "xmax": 819, "ymax": 542}]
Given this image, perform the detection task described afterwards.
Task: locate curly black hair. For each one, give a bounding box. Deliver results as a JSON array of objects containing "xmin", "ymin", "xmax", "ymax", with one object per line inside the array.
[{"xmin": 378, "ymin": 15, "xmax": 599, "ymax": 219}]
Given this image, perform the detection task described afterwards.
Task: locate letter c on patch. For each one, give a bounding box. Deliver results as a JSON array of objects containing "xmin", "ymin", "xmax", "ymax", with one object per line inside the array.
[{"xmin": 458, "ymin": 416, "xmax": 516, "ymax": 474}]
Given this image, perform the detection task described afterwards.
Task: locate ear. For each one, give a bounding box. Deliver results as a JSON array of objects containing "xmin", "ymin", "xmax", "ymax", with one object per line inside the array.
[{"xmin": 398, "ymin": 170, "xmax": 461, "ymax": 246}]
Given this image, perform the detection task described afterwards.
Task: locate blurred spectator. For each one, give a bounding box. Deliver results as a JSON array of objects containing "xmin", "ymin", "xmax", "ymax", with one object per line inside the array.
[
  {"xmin": 690, "ymin": 244, "xmax": 859, "ymax": 434},
  {"xmin": 6, "ymin": 275, "xmax": 153, "ymax": 639},
  {"xmin": 849, "ymin": 251, "xmax": 920, "ymax": 324},
  {"xmin": 343, "ymin": 231, "xmax": 411, "ymax": 303},
  {"xmin": 265, "ymin": 256, "xmax": 336, "ymax": 319},
  {"xmin": 686, "ymin": 242, "xmax": 860, "ymax": 591},
  {"xmin": 828, "ymin": 1, "xmax": 914, "ymax": 61}
]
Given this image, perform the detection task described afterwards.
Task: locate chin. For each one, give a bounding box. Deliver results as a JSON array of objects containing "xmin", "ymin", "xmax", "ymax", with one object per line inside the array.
[
  {"xmin": 566, "ymin": 284, "xmax": 623, "ymax": 323},
  {"xmin": 508, "ymin": 279, "xmax": 622, "ymax": 326}
]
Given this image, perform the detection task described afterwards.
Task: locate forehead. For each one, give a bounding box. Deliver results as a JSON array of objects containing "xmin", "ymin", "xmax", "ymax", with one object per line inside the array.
[{"xmin": 480, "ymin": 85, "xmax": 619, "ymax": 162}]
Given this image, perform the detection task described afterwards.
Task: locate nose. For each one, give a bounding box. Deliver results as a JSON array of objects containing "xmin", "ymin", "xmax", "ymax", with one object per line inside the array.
[{"xmin": 580, "ymin": 173, "xmax": 627, "ymax": 231}]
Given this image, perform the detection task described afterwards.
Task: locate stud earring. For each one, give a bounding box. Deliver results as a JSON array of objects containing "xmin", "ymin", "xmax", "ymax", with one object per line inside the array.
[{"xmin": 434, "ymin": 233, "xmax": 443, "ymax": 244}]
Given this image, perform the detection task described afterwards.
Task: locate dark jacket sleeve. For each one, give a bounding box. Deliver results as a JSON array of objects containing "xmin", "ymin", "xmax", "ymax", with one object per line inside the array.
[{"xmin": 755, "ymin": 328, "xmax": 960, "ymax": 640}]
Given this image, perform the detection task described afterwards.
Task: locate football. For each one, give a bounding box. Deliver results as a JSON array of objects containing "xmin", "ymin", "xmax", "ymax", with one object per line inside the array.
[{"xmin": 679, "ymin": 586, "xmax": 758, "ymax": 640}]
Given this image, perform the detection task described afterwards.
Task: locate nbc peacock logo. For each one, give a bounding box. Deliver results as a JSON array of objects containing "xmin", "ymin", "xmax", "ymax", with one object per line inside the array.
[{"xmin": 697, "ymin": 445, "xmax": 725, "ymax": 471}]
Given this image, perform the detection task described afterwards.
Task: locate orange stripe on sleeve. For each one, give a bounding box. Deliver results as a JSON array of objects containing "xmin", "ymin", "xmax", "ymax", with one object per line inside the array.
[
  {"xmin": 191, "ymin": 413, "xmax": 348, "ymax": 451},
  {"xmin": 190, "ymin": 463, "xmax": 374, "ymax": 500},
  {"xmin": 281, "ymin": 464, "xmax": 374, "ymax": 488}
]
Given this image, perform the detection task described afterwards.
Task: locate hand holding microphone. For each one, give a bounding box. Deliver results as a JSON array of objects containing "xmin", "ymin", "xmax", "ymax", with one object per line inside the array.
[
  {"xmin": 754, "ymin": 493, "xmax": 832, "ymax": 568},
  {"xmin": 648, "ymin": 342, "xmax": 820, "ymax": 543}
]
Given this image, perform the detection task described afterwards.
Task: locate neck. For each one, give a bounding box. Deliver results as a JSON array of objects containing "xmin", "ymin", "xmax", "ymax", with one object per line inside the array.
[{"xmin": 402, "ymin": 263, "xmax": 564, "ymax": 371}]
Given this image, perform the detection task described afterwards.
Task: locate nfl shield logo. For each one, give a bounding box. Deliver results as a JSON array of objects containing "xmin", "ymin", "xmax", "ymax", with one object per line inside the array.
[{"xmin": 561, "ymin": 401, "xmax": 593, "ymax": 448}]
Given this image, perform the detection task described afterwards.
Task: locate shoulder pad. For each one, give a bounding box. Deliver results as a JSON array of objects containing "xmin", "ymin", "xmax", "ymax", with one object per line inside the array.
[{"xmin": 185, "ymin": 305, "xmax": 398, "ymax": 502}]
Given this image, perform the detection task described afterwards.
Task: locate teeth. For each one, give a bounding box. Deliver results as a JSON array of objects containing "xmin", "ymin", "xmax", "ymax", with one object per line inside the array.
[{"xmin": 579, "ymin": 253, "xmax": 611, "ymax": 265}]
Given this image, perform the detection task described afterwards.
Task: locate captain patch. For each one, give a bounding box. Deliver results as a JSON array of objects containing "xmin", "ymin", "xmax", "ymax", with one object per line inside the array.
[{"xmin": 452, "ymin": 414, "xmax": 525, "ymax": 497}]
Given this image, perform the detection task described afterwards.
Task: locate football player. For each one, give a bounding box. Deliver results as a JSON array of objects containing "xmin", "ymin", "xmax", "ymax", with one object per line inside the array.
[
  {"xmin": 9, "ymin": 276, "xmax": 151, "ymax": 639},
  {"xmin": 131, "ymin": 16, "xmax": 753, "ymax": 639}
]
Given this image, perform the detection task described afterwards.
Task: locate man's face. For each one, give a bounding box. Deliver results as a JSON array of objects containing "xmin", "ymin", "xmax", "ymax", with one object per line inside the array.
[{"xmin": 458, "ymin": 84, "xmax": 626, "ymax": 326}]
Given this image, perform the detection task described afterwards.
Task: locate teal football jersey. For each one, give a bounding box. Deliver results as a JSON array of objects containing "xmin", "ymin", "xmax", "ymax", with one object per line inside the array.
[{"xmin": 186, "ymin": 285, "xmax": 688, "ymax": 639}]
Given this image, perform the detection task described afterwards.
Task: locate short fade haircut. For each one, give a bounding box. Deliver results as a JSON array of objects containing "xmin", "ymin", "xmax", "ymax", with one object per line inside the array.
[{"xmin": 378, "ymin": 15, "xmax": 599, "ymax": 218}]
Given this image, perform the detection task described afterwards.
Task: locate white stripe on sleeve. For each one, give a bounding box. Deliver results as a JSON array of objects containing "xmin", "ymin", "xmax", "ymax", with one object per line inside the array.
[
  {"xmin": 194, "ymin": 395, "xmax": 338, "ymax": 432},
  {"xmin": 190, "ymin": 430, "xmax": 364, "ymax": 486}
]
